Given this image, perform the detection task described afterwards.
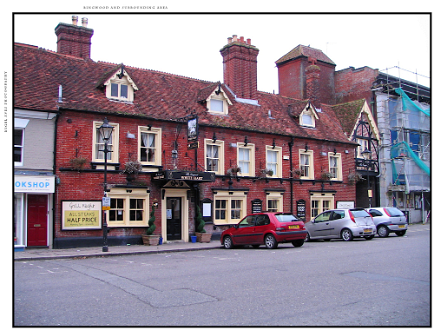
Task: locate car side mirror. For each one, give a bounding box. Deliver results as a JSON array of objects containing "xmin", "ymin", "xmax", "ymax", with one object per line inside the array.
[{"xmin": 234, "ymin": 224, "xmax": 239, "ymax": 229}]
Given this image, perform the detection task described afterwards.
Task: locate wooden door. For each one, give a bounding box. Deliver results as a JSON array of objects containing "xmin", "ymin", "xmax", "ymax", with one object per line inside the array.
[{"xmin": 27, "ymin": 195, "xmax": 48, "ymax": 246}]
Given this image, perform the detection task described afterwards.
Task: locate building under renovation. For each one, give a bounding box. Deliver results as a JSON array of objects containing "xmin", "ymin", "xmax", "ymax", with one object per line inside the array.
[{"xmin": 374, "ymin": 72, "xmax": 430, "ymax": 223}]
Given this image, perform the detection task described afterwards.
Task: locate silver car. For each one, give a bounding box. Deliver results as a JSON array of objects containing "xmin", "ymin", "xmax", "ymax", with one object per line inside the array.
[
  {"xmin": 366, "ymin": 207, "xmax": 408, "ymax": 238},
  {"xmin": 305, "ymin": 208, "xmax": 376, "ymax": 241}
]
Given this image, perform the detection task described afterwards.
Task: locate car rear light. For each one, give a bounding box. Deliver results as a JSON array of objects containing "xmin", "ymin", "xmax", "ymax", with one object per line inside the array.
[
  {"xmin": 349, "ymin": 210, "xmax": 356, "ymax": 223},
  {"xmin": 383, "ymin": 208, "xmax": 391, "ymax": 217}
]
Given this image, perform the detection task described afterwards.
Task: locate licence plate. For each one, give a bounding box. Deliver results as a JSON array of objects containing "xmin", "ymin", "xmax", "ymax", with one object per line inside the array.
[
  {"xmin": 363, "ymin": 229, "xmax": 372, "ymax": 233},
  {"xmin": 288, "ymin": 225, "xmax": 299, "ymax": 229},
  {"xmin": 398, "ymin": 225, "xmax": 405, "ymax": 229}
]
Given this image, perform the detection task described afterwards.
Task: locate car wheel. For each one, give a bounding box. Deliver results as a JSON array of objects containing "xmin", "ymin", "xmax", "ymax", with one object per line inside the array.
[
  {"xmin": 364, "ymin": 235, "xmax": 374, "ymax": 240},
  {"xmin": 292, "ymin": 239, "xmax": 305, "ymax": 248},
  {"xmin": 264, "ymin": 234, "xmax": 278, "ymax": 249},
  {"xmin": 305, "ymin": 233, "xmax": 311, "ymax": 242},
  {"xmin": 377, "ymin": 225, "xmax": 389, "ymax": 238},
  {"xmin": 223, "ymin": 236, "xmax": 233, "ymax": 249},
  {"xmin": 341, "ymin": 229, "xmax": 353, "ymax": 241},
  {"xmin": 396, "ymin": 230, "xmax": 406, "ymax": 236}
]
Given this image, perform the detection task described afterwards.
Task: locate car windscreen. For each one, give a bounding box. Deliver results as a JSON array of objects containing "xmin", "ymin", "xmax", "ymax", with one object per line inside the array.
[
  {"xmin": 275, "ymin": 214, "xmax": 299, "ymax": 222},
  {"xmin": 386, "ymin": 208, "xmax": 404, "ymax": 217},
  {"xmin": 350, "ymin": 209, "xmax": 370, "ymax": 218}
]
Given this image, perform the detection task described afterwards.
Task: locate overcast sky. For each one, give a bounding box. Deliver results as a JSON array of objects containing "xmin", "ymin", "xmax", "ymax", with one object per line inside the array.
[{"xmin": 12, "ymin": 12, "xmax": 431, "ymax": 93}]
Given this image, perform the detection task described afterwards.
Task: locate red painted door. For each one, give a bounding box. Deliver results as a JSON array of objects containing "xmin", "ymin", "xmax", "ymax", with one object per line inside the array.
[{"xmin": 27, "ymin": 195, "xmax": 48, "ymax": 246}]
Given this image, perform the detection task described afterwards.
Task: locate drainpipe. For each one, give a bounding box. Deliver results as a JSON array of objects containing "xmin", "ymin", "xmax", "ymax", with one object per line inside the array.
[
  {"xmin": 289, "ymin": 137, "xmax": 294, "ymax": 214},
  {"xmin": 52, "ymin": 112, "xmax": 59, "ymax": 248}
]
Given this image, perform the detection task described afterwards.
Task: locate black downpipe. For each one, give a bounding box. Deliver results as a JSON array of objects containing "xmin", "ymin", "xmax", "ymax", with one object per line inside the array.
[
  {"xmin": 289, "ymin": 137, "xmax": 294, "ymax": 214},
  {"xmin": 52, "ymin": 113, "xmax": 59, "ymax": 248}
]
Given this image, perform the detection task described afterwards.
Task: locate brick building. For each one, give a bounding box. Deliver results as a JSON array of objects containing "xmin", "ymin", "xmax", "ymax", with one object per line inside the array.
[{"xmin": 14, "ymin": 17, "xmax": 359, "ymax": 248}]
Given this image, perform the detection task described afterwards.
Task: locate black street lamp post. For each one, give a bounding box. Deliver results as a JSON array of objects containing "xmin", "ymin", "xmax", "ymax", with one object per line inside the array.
[
  {"xmin": 97, "ymin": 117, "xmax": 114, "ymax": 252},
  {"xmin": 362, "ymin": 148, "xmax": 372, "ymax": 208}
]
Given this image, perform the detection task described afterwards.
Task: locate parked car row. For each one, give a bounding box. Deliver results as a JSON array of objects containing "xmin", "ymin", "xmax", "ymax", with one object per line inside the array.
[{"xmin": 220, "ymin": 207, "xmax": 408, "ymax": 249}]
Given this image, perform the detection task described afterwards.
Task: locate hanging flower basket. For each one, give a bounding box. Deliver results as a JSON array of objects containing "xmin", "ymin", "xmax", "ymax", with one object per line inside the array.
[{"xmin": 70, "ymin": 157, "xmax": 87, "ymax": 171}]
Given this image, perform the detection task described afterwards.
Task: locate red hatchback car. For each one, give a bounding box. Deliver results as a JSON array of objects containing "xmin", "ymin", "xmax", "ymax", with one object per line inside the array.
[{"xmin": 220, "ymin": 212, "xmax": 307, "ymax": 249}]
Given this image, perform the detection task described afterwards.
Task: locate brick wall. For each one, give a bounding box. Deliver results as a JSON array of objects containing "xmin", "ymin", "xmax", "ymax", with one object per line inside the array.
[
  {"xmin": 55, "ymin": 111, "xmax": 356, "ymax": 241},
  {"xmin": 335, "ymin": 67, "xmax": 378, "ymax": 105}
]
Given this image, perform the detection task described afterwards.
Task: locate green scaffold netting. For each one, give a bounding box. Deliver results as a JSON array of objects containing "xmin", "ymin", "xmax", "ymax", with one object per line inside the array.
[
  {"xmin": 391, "ymin": 141, "xmax": 430, "ymax": 176},
  {"xmin": 395, "ymin": 87, "xmax": 430, "ymax": 116}
]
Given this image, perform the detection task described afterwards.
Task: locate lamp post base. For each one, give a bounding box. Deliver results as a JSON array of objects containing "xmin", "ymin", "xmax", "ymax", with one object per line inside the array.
[{"xmin": 102, "ymin": 246, "xmax": 109, "ymax": 252}]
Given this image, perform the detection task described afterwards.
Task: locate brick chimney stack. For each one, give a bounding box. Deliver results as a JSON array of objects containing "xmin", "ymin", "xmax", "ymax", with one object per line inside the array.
[
  {"xmin": 220, "ymin": 35, "xmax": 259, "ymax": 100},
  {"xmin": 55, "ymin": 16, "xmax": 94, "ymax": 59}
]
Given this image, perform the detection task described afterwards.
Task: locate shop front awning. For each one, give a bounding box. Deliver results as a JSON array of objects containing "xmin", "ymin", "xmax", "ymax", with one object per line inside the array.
[{"xmin": 152, "ymin": 170, "xmax": 215, "ymax": 182}]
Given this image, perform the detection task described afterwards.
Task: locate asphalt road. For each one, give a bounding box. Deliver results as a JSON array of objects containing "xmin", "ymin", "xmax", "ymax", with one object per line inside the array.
[{"xmin": 14, "ymin": 225, "xmax": 430, "ymax": 326}]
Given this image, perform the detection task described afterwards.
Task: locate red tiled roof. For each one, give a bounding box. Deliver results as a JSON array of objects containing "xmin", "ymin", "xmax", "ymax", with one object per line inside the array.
[
  {"xmin": 14, "ymin": 43, "xmax": 350, "ymax": 144},
  {"xmin": 275, "ymin": 44, "xmax": 335, "ymax": 66}
]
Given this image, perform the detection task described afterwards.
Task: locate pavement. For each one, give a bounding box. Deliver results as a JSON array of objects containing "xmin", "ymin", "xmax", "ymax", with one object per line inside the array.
[{"xmin": 14, "ymin": 239, "xmax": 222, "ymax": 261}]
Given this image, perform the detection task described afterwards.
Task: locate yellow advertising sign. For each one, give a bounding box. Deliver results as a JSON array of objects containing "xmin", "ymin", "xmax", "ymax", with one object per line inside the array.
[{"xmin": 62, "ymin": 201, "xmax": 102, "ymax": 230}]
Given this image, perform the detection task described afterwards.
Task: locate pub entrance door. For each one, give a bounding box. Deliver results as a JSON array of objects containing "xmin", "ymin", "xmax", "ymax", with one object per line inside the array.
[{"xmin": 166, "ymin": 197, "xmax": 182, "ymax": 240}]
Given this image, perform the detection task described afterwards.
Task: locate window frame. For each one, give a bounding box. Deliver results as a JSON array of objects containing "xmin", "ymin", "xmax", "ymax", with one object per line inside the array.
[
  {"xmin": 105, "ymin": 76, "xmax": 135, "ymax": 102},
  {"xmin": 328, "ymin": 152, "xmax": 342, "ymax": 181},
  {"xmin": 14, "ymin": 128, "xmax": 24, "ymax": 166},
  {"xmin": 204, "ymin": 139, "xmax": 225, "ymax": 175},
  {"xmin": 138, "ymin": 126, "xmax": 162, "ymax": 168},
  {"xmin": 310, "ymin": 193, "xmax": 334, "ymax": 221},
  {"xmin": 106, "ymin": 188, "xmax": 150, "ymax": 228},
  {"xmin": 213, "ymin": 191, "xmax": 247, "ymax": 225},
  {"xmin": 237, "ymin": 143, "xmax": 255, "ymax": 177},
  {"xmin": 265, "ymin": 145, "xmax": 282, "ymax": 177},
  {"xmin": 92, "ymin": 121, "xmax": 119, "ymax": 164},
  {"xmin": 266, "ymin": 191, "xmax": 283, "ymax": 212},
  {"xmin": 299, "ymin": 149, "xmax": 314, "ymax": 180}
]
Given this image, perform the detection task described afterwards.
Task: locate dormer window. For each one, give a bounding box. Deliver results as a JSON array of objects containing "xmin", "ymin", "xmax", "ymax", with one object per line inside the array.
[
  {"xmin": 299, "ymin": 103, "xmax": 318, "ymax": 128},
  {"xmin": 207, "ymin": 86, "xmax": 232, "ymax": 115},
  {"xmin": 104, "ymin": 66, "xmax": 138, "ymax": 102}
]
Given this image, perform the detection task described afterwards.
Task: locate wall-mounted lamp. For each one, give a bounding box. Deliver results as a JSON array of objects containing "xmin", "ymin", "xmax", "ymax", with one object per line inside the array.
[
  {"xmin": 272, "ymin": 138, "xmax": 276, "ymax": 149},
  {"xmin": 305, "ymin": 143, "xmax": 309, "ymax": 152},
  {"xmin": 126, "ymin": 132, "xmax": 135, "ymax": 139},
  {"xmin": 333, "ymin": 148, "xmax": 337, "ymax": 155},
  {"xmin": 153, "ymin": 201, "xmax": 159, "ymax": 208},
  {"xmin": 244, "ymin": 136, "xmax": 249, "ymax": 146},
  {"xmin": 147, "ymin": 124, "xmax": 152, "ymax": 131},
  {"xmin": 212, "ymin": 132, "xmax": 217, "ymax": 143}
]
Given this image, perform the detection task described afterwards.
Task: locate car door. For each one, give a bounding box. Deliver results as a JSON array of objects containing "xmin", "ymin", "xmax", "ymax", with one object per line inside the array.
[
  {"xmin": 232, "ymin": 215, "xmax": 256, "ymax": 244},
  {"xmin": 253, "ymin": 214, "xmax": 270, "ymax": 244},
  {"xmin": 310, "ymin": 211, "xmax": 332, "ymax": 238},
  {"xmin": 329, "ymin": 210, "xmax": 346, "ymax": 238}
]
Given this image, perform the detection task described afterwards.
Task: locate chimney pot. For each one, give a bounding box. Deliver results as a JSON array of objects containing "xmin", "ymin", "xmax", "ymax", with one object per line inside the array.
[
  {"xmin": 227, "ymin": 37, "xmax": 232, "ymax": 44},
  {"xmin": 240, "ymin": 36, "xmax": 245, "ymax": 43},
  {"xmin": 72, "ymin": 16, "xmax": 78, "ymax": 25},
  {"xmin": 232, "ymin": 35, "xmax": 238, "ymax": 42},
  {"xmin": 247, "ymin": 38, "xmax": 251, "ymax": 45},
  {"xmin": 81, "ymin": 17, "xmax": 88, "ymax": 27}
]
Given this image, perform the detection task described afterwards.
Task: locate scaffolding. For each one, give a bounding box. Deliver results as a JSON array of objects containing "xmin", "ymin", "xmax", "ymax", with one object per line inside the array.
[{"xmin": 377, "ymin": 67, "xmax": 430, "ymax": 222}]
